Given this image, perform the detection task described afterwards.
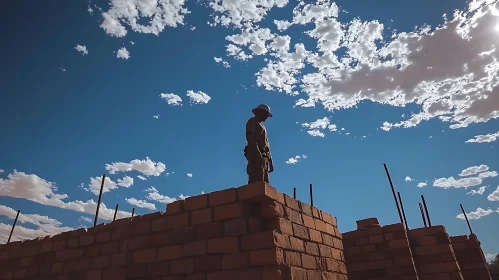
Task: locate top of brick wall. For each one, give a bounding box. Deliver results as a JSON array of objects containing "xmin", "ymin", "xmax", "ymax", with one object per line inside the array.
[{"xmin": 0, "ymin": 182, "xmax": 338, "ymax": 251}]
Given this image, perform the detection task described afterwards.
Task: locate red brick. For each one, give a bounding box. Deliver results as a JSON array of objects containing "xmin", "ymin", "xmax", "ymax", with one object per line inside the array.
[
  {"xmin": 225, "ymin": 218, "xmax": 247, "ymax": 236},
  {"xmin": 85, "ymin": 269, "xmax": 101, "ymax": 280},
  {"xmin": 68, "ymin": 238, "xmax": 79, "ymax": 248},
  {"xmin": 222, "ymin": 252, "xmax": 249, "ymax": 269},
  {"xmin": 357, "ymin": 217, "xmax": 380, "ymax": 229},
  {"xmin": 110, "ymin": 252, "xmax": 127, "ymax": 267},
  {"xmin": 127, "ymin": 265, "xmax": 146, "ymax": 278},
  {"xmin": 290, "ymin": 267, "xmax": 307, "ymax": 280},
  {"xmin": 305, "ymin": 242, "xmax": 320, "ymax": 256},
  {"xmin": 293, "ymin": 224, "xmax": 309, "ymax": 239},
  {"xmin": 208, "ymin": 237, "xmax": 239, "ymax": 253},
  {"xmin": 214, "ymin": 202, "xmax": 249, "ymax": 221},
  {"xmin": 191, "ymin": 208, "xmax": 212, "ymax": 225},
  {"xmin": 302, "ymin": 215, "xmax": 315, "ymax": 229},
  {"xmin": 319, "ymin": 245, "xmax": 334, "ymax": 258},
  {"xmin": 314, "ymin": 218, "xmax": 327, "ymax": 233},
  {"xmin": 369, "ymin": 234, "xmax": 384, "ymax": 243},
  {"xmin": 127, "ymin": 236, "xmax": 149, "ymax": 250},
  {"xmin": 158, "ymin": 245, "xmax": 182, "ymax": 261},
  {"xmin": 93, "ymin": 255, "xmax": 109, "ymax": 269},
  {"xmin": 152, "ymin": 212, "xmax": 189, "ymax": 232},
  {"xmin": 418, "ymin": 236, "xmax": 438, "ymax": 246},
  {"xmin": 307, "ymin": 270, "xmax": 322, "ymax": 280},
  {"xmin": 185, "ymin": 194, "xmax": 209, "ymax": 211},
  {"xmin": 197, "ymin": 223, "xmax": 223, "ymax": 240},
  {"xmin": 170, "ymin": 226, "xmax": 196, "ymax": 244},
  {"xmin": 80, "ymin": 235, "xmax": 95, "ymax": 246},
  {"xmin": 321, "ymin": 211, "xmax": 337, "ymax": 226},
  {"xmin": 415, "ymin": 244, "xmax": 453, "ymax": 256},
  {"xmin": 102, "ymin": 267, "xmax": 126, "ymax": 280},
  {"xmin": 264, "ymin": 265, "xmax": 289, "ymax": 280},
  {"xmin": 284, "ymin": 195, "xmax": 300, "ymax": 211},
  {"xmin": 237, "ymin": 182, "xmax": 285, "ymax": 204},
  {"xmin": 195, "ymin": 255, "xmax": 221, "ymax": 271},
  {"xmin": 209, "ymin": 188, "xmax": 237, "ymax": 206},
  {"xmin": 95, "ymin": 231, "xmax": 111, "ymax": 243},
  {"xmin": 312, "ymin": 207, "xmax": 321, "ymax": 218},
  {"xmin": 289, "ymin": 236, "xmax": 305, "ymax": 252},
  {"xmin": 242, "ymin": 231, "xmax": 288, "ymax": 251},
  {"xmin": 171, "ymin": 258, "xmax": 194, "ymax": 274},
  {"xmin": 186, "ymin": 274, "xmax": 206, "ymax": 280},
  {"xmin": 133, "ymin": 248, "xmax": 156, "ymax": 264},
  {"xmin": 285, "ymin": 251, "xmax": 302, "ymax": 267},
  {"xmin": 269, "ymin": 218, "xmax": 293, "ymax": 235},
  {"xmin": 309, "ymin": 229, "xmax": 322, "ymax": 243},
  {"xmin": 56, "ymin": 249, "xmax": 84, "ymax": 261},
  {"xmin": 302, "ymin": 254, "xmax": 317, "ymax": 269},
  {"xmin": 300, "ymin": 202, "xmax": 312, "ymax": 216},
  {"xmin": 285, "ymin": 207, "xmax": 303, "ymax": 225},
  {"xmin": 325, "ymin": 224, "xmax": 336, "ymax": 235},
  {"xmin": 236, "ymin": 267, "xmax": 264, "ymax": 280},
  {"xmin": 19, "ymin": 256, "xmax": 34, "ymax": 267},
  {"xmin": 248, "ymin": 216, "xmax": 264, "ymax": 233},
  {"xmin": 165, "ymin": 200, "xmax": 184, "ymax": 215},
  {"xmin": 183, "ymin": 241, "xmax": 206, "ymax": 257},
  {"xmin": 421, "ymin": 262, "xmax": 460, "ymax": 274},
  {"xmin": 131, "ymin": 220, "xmax": 151, "ymax": 236},
  {"xmin": 250, "ymin": 248, "xmax": 285, "ymax": 265},
  {"xmin": 207, "ymin": 271, "xmax": 234, "ymax": 280}
]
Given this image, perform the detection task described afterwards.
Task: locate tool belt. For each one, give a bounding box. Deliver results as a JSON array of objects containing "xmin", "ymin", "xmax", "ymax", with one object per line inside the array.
[{"xmin": 244, "ymin": 146, "xmax": 270, "ymax": 159}]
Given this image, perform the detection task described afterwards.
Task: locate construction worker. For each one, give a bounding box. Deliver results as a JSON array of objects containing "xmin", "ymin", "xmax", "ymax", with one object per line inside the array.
[{"xmin": 244, "ymin": 104, "xmax": 274, "ymax": 184}]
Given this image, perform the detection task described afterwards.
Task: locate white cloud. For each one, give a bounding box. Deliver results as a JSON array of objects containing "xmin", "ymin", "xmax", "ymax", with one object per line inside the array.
[
  {"xmin": 222, "ymin": 0, "xmax": 499, "ymax": 131},
  {"xmin": 0, "ymin": 170, "xmax": 139, "ymax": 221},
  {"xmin": 301, "ymin": 117, "xmax": 338, "ymax": 137},
  {"xmin": 214, "ymin": 57, "xmax": 231, "ymax": 68},
  {"xmin": 116, "ymin": 176, "xmax": 134, "ymax": 187},
  {"xmin": 137, "ymin": 175, "xmax": 147, "ymax": 181},
  {"xmin": 405, "ymin": 176, "xmax": 413, "ymax": 182},
  {"xmin": 145, "ymin": 186, "xmax": 187, "ymax": 204},
  {"xmin": 160, "ymin": 93, "xmax": 183, "ymax": 106},
  {"xmin": 0, "ymin": 204, "xmax": 74, "ymax": 243},
  {"xmin": 466, "ymin": 130, "xmax": 499, "ymax": 143},
  {"xmin": 488, "ymin": 186, "xmax": 499, "ymax": 201},
  {"xmin": 105, "ymin": 157, "xmax": 166, "ymax": 177},
  {"xmin": 208, "ymin": 0, "xmax": 289, "ymax": 28},
  {"xmin": 459, "ymin": 164, "xmax": 489, "ymax": 176},
  {"xmin": 80, "ymin": 216, "xmax": 93, "ymax": 223},
  {"xmin": 99, "ymin": 0, "xmax": 190, "ymax": 37},
  {"xmin": 485, "ymin": 253, "xmax": 498, "ymax": 262},
  {"xmin": 153, "ymin": 114, "xmax": 160, "ymax": 119},
  {"xmin": 186, "ymin": 90, "xmax": 211, "ymax": 104},
  {"xmin": 186, "ymin": 173, "xmax": 193, "ymax": 177},
  {"xmin": 125, "ymin": 198, "xmax": 157, "ymax": 210},
  {"xmin": 0, "ymin": 169, "xmax": 4, "ymax": 174},
  {"xmin": 75, "ymin": 44, "xmax": 88, "ymax": 55},
  {"xmin": 116, "ymin": 47, "xmax": 130, "ymax": 59},
  {"xmin": 130, "ymin": 41, "xmax": 135, "ymax": 45},
  {"xmin": 456, "ymin": 207, "xmax": 495, "ymax": 220},
  {"xmin": 285, "ymin": 155, "xmax": 306, "ymax": 164},
  {"xmin": 87, "ymin": 176, "xmax": 118, "ymax": 195},
  {"xmin": 467, "ymin": 186, "xmax": 487, "ymax": 195},
  {"xmin": 87, "ymin": 5, "xmax": 94, "ymax": 15},
  {"xmin": 417, "ymin": 182, "xmax": 427, "ymax": 188}
]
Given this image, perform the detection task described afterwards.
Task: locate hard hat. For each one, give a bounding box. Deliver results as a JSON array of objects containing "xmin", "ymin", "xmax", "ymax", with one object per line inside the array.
[{"xmin": 252, "ymin": 104, "xmax": 273, "ymax": 117}]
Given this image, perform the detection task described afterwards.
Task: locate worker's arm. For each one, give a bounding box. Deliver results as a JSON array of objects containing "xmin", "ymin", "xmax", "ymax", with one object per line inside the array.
[{"xmin": 268, "ymin": 152, "xmax": 274, "ymax": 173}]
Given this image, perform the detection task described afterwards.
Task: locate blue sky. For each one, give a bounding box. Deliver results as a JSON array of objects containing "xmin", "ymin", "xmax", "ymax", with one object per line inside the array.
[{"xmin": 1, "ymin": 0, "xmax": 498, "ymax": 260}]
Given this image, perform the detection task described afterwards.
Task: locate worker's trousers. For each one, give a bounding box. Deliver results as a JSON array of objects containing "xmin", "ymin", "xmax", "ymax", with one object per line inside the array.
[{"xmin": 246, "ymin": 154, "xmax": 269, "ymax": 184}]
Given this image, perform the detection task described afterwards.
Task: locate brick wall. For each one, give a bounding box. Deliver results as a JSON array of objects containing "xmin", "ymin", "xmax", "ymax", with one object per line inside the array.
[
  {"xmin": 342, "ymin": 218, "xmax": 419, "ymax": 280},
  {"xmin": 408, "ymin": 226, "xmax": 464, "ymax": 280},
  {"xmin": 0, "ymin": 182, "xmax": 347, "ymax": 280},
  {"xmin": 450, "ymin": 234, "xmax": 492, "ymax": 280}
]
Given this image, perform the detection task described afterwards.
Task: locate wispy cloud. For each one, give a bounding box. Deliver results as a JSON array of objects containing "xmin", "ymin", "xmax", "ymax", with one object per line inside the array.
[
  {"xmin": 126, "ymin": 198, "xmax": 156, "ymax": 210},
  {"xmin": 466, "ymin": 131, "xmax": 499, "ymax": 143},
  {"xmin": 105, "ymin": 157, "xmax": 166, "ymax": 177},
  {"xmin": 186, "ymin": 173, "xmax": 193, "ymax": 177},
  {"xmin": 285, "ymin": 155, "xmax": 307, "ymax": 164},
  {"xmin": 467, "ymin": 186, "xmax": 487, "ymax": 195},
  {"xmin": 487, "ymin": 186, "xmax": 499, "ymax": 201},
  {"xmin": 456, "ymin": 207, "xmax": 497, "ymax": 220}
]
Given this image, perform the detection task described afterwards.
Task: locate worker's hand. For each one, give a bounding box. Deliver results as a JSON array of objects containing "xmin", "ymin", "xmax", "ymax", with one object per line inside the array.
[{"xmin": 268, "ymin": 162, "xmax": 274, "ymax": 173}]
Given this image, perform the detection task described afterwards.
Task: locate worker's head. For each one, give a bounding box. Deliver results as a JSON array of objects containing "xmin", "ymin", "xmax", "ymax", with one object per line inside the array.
[{"xmin": 252, "ymin": 104, "xmax": 273, "ymax": 122}]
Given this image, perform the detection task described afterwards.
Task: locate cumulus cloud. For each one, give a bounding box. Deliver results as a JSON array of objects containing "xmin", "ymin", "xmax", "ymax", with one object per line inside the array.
[
  {"xmin": 153, "ymin": 114, "xmax": 160, "ymax": 119},
  {"xmin": 0, "ymin": 204, "xmax": 74, "ymax": 243},
  {"xmin": 219, "ymin": 0, "xmax": 499, "ymax": 132},
  {"xmin": 0, "ymin": 170, "xmax": 132, "ymax": 221},
  {"xmin": 105, "ymin": 157, "xmax": 166, "ymax": 177},
  {"xmin": 99, "ymin": 0, "xmax": 190, "ymax": 37},
  {"xmin": 467, "ymin": 186, "xmax": 487, "ymax": 195},
  {"xmin": 87, "ymin": 176, "xmax": 118, "ymax": 195},
  {"xmin": 186, "ymin": 173, "xmax": 193, "ymax": 177},
  {"xmin": 186, "ymin": 90, "xmax": 211, "ymax": 104},
  {"xmin": 456, "ymin": 207, "xmax": 496, "ymax": 220},
  {"xmin": 459, "ymin": 164, "xmax": 489, "ymax": 176},
  {"xmin": 405, "ymin": 176, "xmax": 413, "ymax": 182},
  {"xmin": 75, "ymin": 44, "xmax": 88, "ymax": 55},
  {"xmin": 80, "ymin": 216, "xmax": 93, "ymax": 223},
  {"xmin": 214, "ymin": 57, "xmax": 231, "ymax": 68},
  {"xmin": 301, "ymin": 117, "xmax": 338, "ymax": 137},
  {"xmin": 116, "ymin": 176, "xmax": 134, "ymax": 187},
  {"xmin": 417, "ymin": 182, "xmax": 427, "ymax": 188},
  {"xmin": 160, "ymin": 93, "xmax": 183, "ymax": 106},
  {"xmin": 486, "ymin": 253, "xmax": 498, "ymax": 262},
  {"xmin": 125, "ymin": 198, "xmax": 156, "ymax": 210},
  {"xmin": 208, "ymin": 0, "xmax": 288, "ymax": 28},
  {"xmin": 137, "ymin": 175, "xmax": 147, "ymax": 181},
  {"xmin": 488, "ymin": 185, "xmax": 499, "ymax": 201},
  {"xmin": 466, "ymin": 130, "xmax": 499, "ymax": 143},
  {"xmin": 116, "ymin": 47, "xmax": 130, "ymax": 59},
  {"xmin": 285, "ymin": 155, "xmax": 307, "ymax": 164},
  {"xmin": 145, "ymin": 186, "xmax": 188, "ymax": 204}
]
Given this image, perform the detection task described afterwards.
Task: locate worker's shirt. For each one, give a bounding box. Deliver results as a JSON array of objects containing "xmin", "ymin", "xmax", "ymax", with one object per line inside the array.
[{"xmin": 246, "ymin": 117, "xmax": 270, "ymax": 153}]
